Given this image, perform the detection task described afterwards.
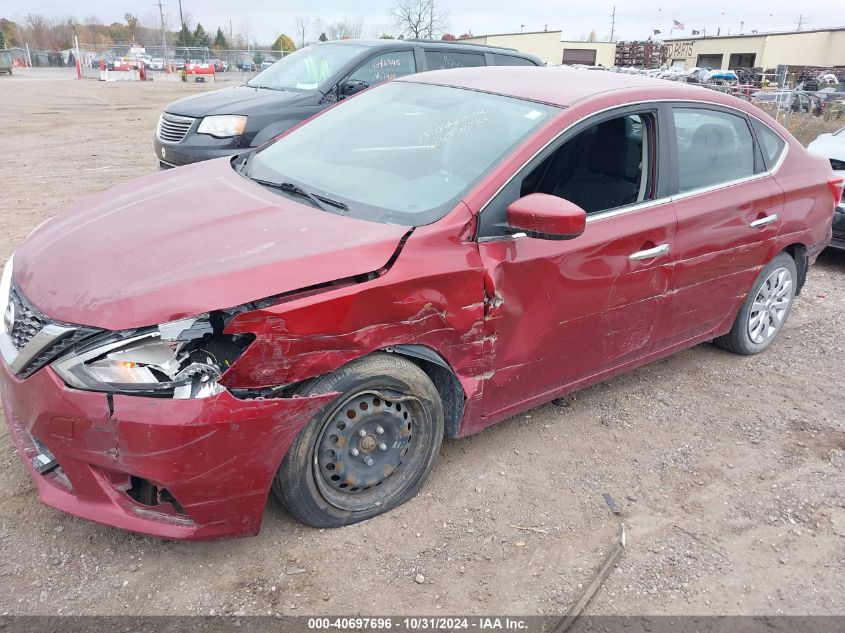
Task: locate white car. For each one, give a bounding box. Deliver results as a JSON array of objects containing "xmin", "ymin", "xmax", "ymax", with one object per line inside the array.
[
  {"xmin": 808, "ymin": 127, "xmax": 845, "ymax": 249},
  {"xmin": 150, "ymin": 58, "xmax": 164, "ymax": 71}
]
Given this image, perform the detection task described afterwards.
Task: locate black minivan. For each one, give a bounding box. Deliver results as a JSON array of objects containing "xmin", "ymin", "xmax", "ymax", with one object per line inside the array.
[{"xmin": 154, "ymin": 39, "xmax": 542, "ymax": 168}]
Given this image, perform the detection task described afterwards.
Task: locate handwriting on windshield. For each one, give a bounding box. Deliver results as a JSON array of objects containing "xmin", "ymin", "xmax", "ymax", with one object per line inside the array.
[{"xmin": 416, "ymin": 110, "xmax": 489, "ymax": 148}]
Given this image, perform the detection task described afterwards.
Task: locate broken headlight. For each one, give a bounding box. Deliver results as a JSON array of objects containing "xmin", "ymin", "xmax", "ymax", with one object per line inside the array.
[{"xmin": 52, "ymin": 315, "xmax": 253, "ymax": 399}]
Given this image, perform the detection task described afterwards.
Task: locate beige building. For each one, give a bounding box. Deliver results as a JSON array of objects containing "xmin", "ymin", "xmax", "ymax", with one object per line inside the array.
[
  {"xmin": 665, "ymin": 27, "xmax": 845, "ymax": 70},
  {"xmin": 459, "ymin": 30, "xmax": 617, "ymax": 67}
]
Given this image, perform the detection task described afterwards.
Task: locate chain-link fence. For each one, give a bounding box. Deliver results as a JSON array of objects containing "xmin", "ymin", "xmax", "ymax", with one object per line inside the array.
[
  {"xmin": 83, "ymin": 45, "xmax": 292, "ymax": 71},
  {"xmin": 10, "ymin": 43, "xmax": 293, "ymax": 72}
]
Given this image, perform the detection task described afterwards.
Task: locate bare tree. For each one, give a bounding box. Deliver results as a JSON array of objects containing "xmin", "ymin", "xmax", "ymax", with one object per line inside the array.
[
  {"xmin": 295, "ymin": 16, "xmax": 309, "ymax": 47},
  {"xmin": 391, "ymin": 0, "xmax": 448, "ymax": 40},
  {"xmin": 124, "ymin": 13, "xmax": 141, "ymax": 42},
  {"xmin": 327, "ymin": 17, "xmax": 363, "ymax": 40}
]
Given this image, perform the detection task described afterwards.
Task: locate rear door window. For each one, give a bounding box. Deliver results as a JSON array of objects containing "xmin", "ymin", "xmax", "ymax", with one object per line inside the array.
[
  {"xmin": 672, "ymin": 107, "xmax": 755, "ymax": 192},
  {"xmin": 348, "ymin": 51, "xmax": 416, "ymax": 86},
  {"xmin": 425, "ymin": 50, "xmax": 486, "ymax": 70}
]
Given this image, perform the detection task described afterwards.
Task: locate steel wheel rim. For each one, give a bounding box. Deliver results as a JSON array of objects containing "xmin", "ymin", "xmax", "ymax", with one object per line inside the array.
[
  {"xmin": 747, "ymin": 266, "xmax": 793, "ymax": 344},
  {"xmin": 313, "ymin": 390, "xmax": 417, "ymax": 512}
]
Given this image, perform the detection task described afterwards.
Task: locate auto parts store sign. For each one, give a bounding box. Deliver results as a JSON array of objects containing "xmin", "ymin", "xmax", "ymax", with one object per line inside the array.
[{"xmin": 668, "ymin": 41, "xmax": 694, "ymax": 58}]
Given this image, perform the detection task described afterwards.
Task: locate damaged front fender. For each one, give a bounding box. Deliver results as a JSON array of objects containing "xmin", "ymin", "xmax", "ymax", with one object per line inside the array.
[{"xmin": 220, "ymin": 209, "xmax": 490, "ymax": 437}]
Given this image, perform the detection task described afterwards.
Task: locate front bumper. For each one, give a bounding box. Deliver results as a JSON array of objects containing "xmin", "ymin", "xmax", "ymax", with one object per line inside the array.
[
  {"xmin": 154, "ymin": 133, "xmax": 244, "ymax": 168},
  {"xmin": 0, "ymin": 361, "xmax": 335, "ymax": 539}
]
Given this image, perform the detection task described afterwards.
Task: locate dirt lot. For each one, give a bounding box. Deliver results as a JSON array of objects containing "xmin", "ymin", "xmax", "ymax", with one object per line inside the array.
[{"xmin": 0, "ymin": 68, "xmax": 843, "ymax": 617}]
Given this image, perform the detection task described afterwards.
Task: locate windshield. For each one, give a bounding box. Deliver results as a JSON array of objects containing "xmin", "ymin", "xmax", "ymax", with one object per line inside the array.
[
  {"xmin": 246, "ymin": 43, "xmax": 366, "ymax": 91},
  {"xmin": 246, "ymin": 81, "xmax": 559, "ymax": 225}
]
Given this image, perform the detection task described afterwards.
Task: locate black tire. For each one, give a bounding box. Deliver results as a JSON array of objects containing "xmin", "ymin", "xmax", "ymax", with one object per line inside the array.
[
  {"xmin": 273, "ymin": 352, "xmax": 444, "ymax": 528},
  {"xmin": 715, "ymin": 252, "xmax": 797, "ymax": 355}
]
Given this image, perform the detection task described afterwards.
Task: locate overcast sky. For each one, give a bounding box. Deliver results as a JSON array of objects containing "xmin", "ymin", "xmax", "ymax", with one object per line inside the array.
[{"xmin": 11, "ymin": 0, "xmax": 841, "ymax": 45}]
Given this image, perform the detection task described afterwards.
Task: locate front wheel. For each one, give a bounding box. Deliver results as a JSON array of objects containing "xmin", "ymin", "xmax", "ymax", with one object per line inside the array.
[
  {"xmin": 273, "ymin": 353, "xmax": 444, "ymax": 528},
  {"xmin": 715, "ymin": 252, "xmax": 797, "ymax": 355}
]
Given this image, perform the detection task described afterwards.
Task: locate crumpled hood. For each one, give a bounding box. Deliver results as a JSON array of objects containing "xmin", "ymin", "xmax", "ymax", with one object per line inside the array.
[
  {"xmin": 165, "ymin": 85, "xmax": 312, "ymax": 118},
  {"xmin": 14, "ymin": 159, "xmax": 408, "ymax": 330}
]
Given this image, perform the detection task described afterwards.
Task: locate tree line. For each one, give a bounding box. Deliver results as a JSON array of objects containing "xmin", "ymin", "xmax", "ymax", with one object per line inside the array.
[
  {"xmin": 0, "ymin": 14, "xmax": 243, "ymax": 51},
  {"xmin": 1, "ymin": 1, "xmax": 459, "ymax": 53}
]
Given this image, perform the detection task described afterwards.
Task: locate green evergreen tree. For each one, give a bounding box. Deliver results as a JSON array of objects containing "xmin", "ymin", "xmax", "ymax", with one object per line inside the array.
[
  {"xmin": 193, "ymin": 23, "xmax": 210, "ymax": 47},
  {"xmin": 179, "ymin": 22, "xmax": 193, "ymax": 46},
  {"xmin": 213, "ymin": 27, "xmax": 228, "ymax": 49},
  {"xmin": 318, "ymin": 32, "xmax": 328, "ymax": 42}
]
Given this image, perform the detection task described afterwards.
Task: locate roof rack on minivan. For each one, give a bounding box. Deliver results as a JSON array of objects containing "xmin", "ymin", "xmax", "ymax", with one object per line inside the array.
[{"xmin": 403, "ymin": 38, "xmax": 519, "ymax": 53}]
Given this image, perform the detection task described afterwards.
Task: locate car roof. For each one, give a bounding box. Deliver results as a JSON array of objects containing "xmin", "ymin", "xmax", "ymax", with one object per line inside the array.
[
  {"xmin": 327, "ymin": 38, "xmax": 538, "ymax": 61},
  {"xmin": 400, "ymin": 66, "xmax": 745, "ymax": 107}
]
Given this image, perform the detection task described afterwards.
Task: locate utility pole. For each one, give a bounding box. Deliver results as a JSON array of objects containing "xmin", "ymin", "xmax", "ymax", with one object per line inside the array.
[
  {"xmin": 157, "ymin": 0, "xmax": 168, "ymax": 64},
  {"xmin": 797, "ymin": 14, "xmax": 804, "ymax": 30},
  {"xmin": 610, "ymin": 6, "xmax": 616, "ymax": 42},
  {"xmin": 178, "ymin": 0, "xmax": 185, "ymax": 47}
]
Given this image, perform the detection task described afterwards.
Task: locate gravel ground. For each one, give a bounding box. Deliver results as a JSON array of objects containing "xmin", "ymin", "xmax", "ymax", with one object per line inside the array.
[{"xmin": 0, "ymin": 68, "xmax": 843, "ymax": 617}]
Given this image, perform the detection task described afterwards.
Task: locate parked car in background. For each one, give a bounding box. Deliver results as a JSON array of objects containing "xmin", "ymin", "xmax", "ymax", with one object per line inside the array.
[
  {"xmin": 752, "ymin": 90, "xmax": 821, "ymax": 115},
  {"xmin": 149, "ymin": 58, "xmax": 165, "ymax": 71},
  {"xmin": 5, "ymin": 67, "xmax": 840, "ymax": 539},
  {"xmin": 808, "ymin": 127, "xmax": 845, "ymax": 249},
  {"xmin": 154, "ymin": 39, "xmax": 542, "ymax": 168},
  {"xmin": 261, "ymin": 56, "xmax": 278, "ymax": 70},
  {"xmin": 207, "ymin": 58, "xmax": 227, "ymax": 72},
  {"xmin": 235, "ymin": 57, "xmax": 256, "ymax": 72}
]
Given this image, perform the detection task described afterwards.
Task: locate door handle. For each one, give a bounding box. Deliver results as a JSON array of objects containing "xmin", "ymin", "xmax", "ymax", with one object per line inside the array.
[
  {"xmin": 749, "ymin": 214, "xmax": 778, "ymax": 228},
  {"xmin": 629, "ymin": 243, "xmax": 670, "ymax": 261}
]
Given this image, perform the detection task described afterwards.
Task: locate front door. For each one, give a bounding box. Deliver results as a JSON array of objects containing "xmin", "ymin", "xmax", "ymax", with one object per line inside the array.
[{"xmin": 474, "ymin": 108, "xmax": 677, "ymax": 419}]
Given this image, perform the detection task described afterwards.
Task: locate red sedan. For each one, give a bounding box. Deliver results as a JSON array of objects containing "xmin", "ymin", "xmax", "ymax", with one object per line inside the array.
[{"xmin": 1, "ymin": 67, "xmax": 840, "ymax": 539}]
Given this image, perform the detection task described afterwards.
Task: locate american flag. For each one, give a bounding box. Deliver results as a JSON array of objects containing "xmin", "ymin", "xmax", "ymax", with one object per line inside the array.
[{"xmin": 673, "ymin": 19, "xmax": 685, "ymax": 29}]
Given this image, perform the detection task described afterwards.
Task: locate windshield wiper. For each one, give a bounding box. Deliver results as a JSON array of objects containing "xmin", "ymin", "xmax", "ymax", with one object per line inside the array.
[{"xmin": 249, "ymin": 177, "xmax": 348, "ymax": 214}]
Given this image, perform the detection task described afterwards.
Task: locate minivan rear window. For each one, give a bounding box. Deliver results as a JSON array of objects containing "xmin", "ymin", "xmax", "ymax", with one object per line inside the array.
[
  {"xmin": 492, "ymin": 54, "xmax": 536, "ymax": 66},
  {"xmin": 247, "ymin": 43, "xmax": 366, "ymax": 91},
  {"xmin": 425, "ymin": 50, "xmax": 485, "ymax": 70}
]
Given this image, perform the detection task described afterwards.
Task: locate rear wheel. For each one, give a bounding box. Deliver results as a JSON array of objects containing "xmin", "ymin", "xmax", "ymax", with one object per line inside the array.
[
  {"xmin": 715, "ymin": 252, "xmax": 797, "ymax": 355},
  {"xmin": 273, "ymin": 353, "xmax": 444, "ymax": 528}
]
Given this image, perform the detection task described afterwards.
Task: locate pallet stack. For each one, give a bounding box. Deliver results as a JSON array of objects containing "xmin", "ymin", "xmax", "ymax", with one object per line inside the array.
[{"xmin": 614, "ymin": 40, "xmax": 668, "ymax": 69}]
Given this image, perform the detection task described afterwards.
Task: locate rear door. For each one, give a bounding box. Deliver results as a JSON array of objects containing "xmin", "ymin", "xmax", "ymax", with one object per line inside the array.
[{"xmin": 666, "ymin": 105, "xmax": 784, "ymax": 346}]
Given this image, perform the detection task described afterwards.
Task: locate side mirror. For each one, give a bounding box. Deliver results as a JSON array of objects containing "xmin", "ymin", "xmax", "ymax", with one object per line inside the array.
[
  {"xmin": 340, "ymin": 79, "xmax": 369, "ymax": 99},
  {"xmin": 506, "ymin": 193, "xmax": 586, "ymax": 240}
]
